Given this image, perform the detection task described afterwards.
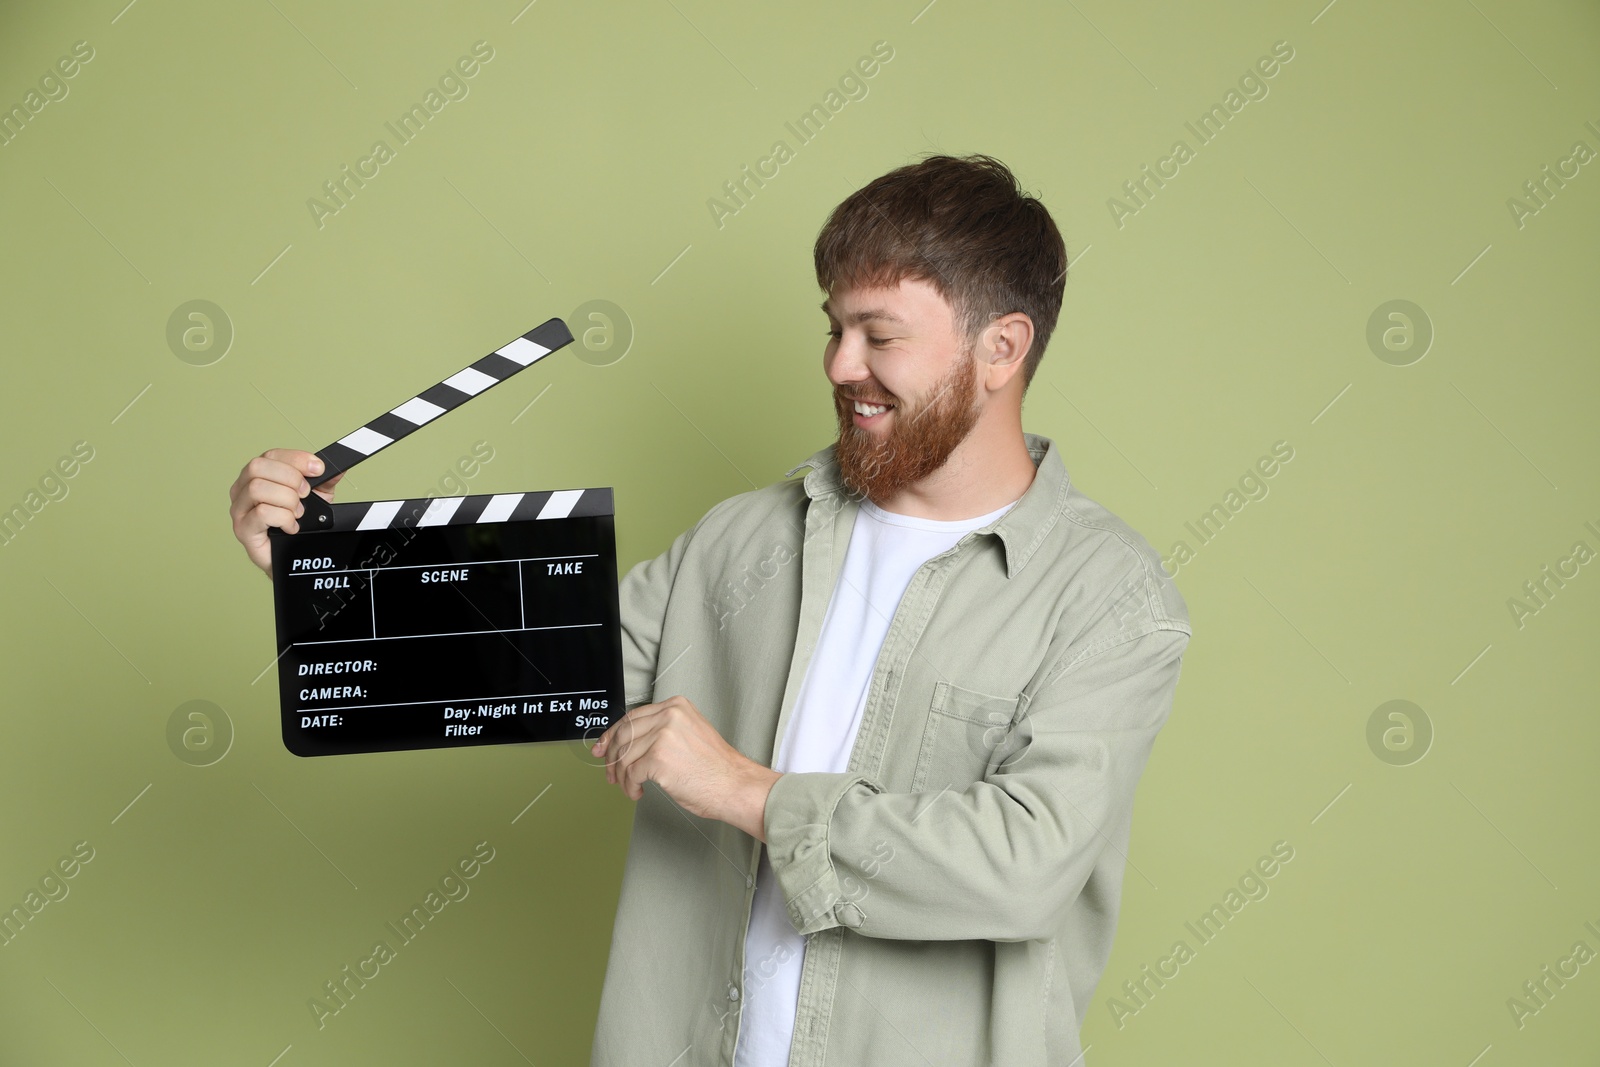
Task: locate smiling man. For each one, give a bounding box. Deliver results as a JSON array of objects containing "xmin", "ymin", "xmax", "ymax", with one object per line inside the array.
[
  {"xmin": 584, "ymin": 155, "xmax": 1191, "ymax": 1066},
  {"xmin": 228, "ymin": 153, "xmax": 1191, "ymax": 1066}
]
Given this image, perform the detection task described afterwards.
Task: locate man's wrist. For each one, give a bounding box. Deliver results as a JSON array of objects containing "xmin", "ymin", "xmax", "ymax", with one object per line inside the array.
[{"xmin": 724, "ymin": 762, "xmax": 781, "ymax": 842}]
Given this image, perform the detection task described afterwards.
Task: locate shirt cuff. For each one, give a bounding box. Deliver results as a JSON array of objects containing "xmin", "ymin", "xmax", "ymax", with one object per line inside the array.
[{"xmin": 762, "ymin": 771, "xmax": 882, "ymax": 936}]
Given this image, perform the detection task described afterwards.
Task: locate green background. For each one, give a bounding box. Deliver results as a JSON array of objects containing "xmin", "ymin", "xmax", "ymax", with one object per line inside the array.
[{"xmin": 2, "ymin": 0, "xmax": 1596, "ymax": 1063}]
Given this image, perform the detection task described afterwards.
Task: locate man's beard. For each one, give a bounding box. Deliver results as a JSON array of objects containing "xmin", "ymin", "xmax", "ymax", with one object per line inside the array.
[{"xmin": 833, "ymin": 348, "xmax": 980, "ymax": 502}]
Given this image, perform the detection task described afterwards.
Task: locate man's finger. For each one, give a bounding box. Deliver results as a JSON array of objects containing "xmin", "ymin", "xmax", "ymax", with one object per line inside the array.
[
  {"xmin": 593, "ymin": 702, "xmax": 664, "ymax": 756},
  {"xmin": 593, "ymin": 714, "xmax": 626, "ymax": 756},
  {"xmin": 604, "ymin": 718, "xmax": 646, "ymax": 784},
  {"xmin": 246, "ymin": 503, "xmax": 300, "ymax": 538},
  {"xmin": 264, "ymin": 448, "xmax": 326, "ymax": 478},
  {"xmin": 248, "ymin": 477, "xmax": 306, "ymax": 515},
  {"xmin": 606, "ymin": 717, "xmax": 664, "ymax": 786},
  {"xmin": 612, "ymin": 728, "xmax": 664, "ymax": 796},
  {"xmin": 595, "ymin": 714, "xmax": 640, "ymax": 778},
  {"xmin": 242, "ymin": 455, "xmax": 312, "ymax": 495}
]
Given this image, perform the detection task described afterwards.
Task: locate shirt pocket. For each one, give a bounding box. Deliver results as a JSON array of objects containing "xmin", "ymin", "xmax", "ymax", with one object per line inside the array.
[{"xmin": 910, "ymin": 680, "xmax": 1024, "ymax": 792}]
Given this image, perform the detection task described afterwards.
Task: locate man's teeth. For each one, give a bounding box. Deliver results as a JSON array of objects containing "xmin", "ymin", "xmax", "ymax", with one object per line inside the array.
[{"xmin": 853, "ymin": 401, "xmax": 890, "ymax": 416}]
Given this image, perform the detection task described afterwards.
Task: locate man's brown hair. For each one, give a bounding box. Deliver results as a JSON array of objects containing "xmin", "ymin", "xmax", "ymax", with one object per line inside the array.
[{"xmin": 813, "ymin": 153, "xmax": 1068, "ymax": 389}]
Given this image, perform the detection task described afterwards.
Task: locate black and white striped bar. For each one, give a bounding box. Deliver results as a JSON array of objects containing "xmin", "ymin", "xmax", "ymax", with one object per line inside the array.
[
  {"xmin": 310, "ymin": 317, "xmax": 574, "ymax": 488},
  {"xmin": 326, "ymin": 487, "xmax": 613, "ymax": 533}
]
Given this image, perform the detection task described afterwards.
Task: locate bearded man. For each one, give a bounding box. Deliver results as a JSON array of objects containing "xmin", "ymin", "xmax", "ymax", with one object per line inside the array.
[{"xmin": 228, "ymin": 153, "xmax": 1191, "ymax": 1067}]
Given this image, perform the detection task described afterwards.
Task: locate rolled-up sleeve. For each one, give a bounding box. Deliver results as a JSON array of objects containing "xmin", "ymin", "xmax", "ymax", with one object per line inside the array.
[{"xmin": 762, "ymin": 625, "xmax": 1189, "ymax": 942}]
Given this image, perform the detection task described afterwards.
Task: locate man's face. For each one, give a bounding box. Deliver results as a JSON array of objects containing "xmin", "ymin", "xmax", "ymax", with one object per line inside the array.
[{"xmin": 821, "ymin": 276, "xmax": 982, "ymax": 502}]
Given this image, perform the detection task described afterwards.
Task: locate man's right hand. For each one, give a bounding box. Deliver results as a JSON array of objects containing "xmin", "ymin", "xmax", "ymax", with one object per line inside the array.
[{"xmin": 229, "ymin": 449, "xmax": 345, "ymax": 578}]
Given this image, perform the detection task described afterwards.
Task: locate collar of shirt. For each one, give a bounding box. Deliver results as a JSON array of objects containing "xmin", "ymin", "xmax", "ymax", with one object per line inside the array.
[{"xmin": 783, "ymin": 430, "xmax": 1071, "ymax": 581}]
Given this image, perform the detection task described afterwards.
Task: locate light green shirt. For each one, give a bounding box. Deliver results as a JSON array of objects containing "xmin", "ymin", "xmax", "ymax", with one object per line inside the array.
[{"xmin": 591, "ymin": 432, "xmax": 1191, "ymax": 1066}]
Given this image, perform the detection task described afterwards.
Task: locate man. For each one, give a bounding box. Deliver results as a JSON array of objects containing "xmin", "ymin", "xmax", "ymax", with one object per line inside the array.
[{"xmin": 230, "ymin": 153, "xmax": 1190, "ymax": 1066}]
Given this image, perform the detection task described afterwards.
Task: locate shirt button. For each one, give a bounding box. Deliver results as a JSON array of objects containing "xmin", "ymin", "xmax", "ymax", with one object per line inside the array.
[
  {"xmin": 727, "ymin": 984, "xmax": 740, "ymax": 1001},
  {"xmin": 834, "ymin": 901, "xmax": 865, "ymax": 929}
]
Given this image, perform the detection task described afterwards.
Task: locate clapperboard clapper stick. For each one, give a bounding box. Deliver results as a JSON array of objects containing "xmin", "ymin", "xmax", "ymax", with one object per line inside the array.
[
  {"xmin": 265, "ymin": 317, "xmax": 628, "ymax": 757},
  {"xmin": 287, "ymin": 318, "xmax": 576, "ymax": 531}
]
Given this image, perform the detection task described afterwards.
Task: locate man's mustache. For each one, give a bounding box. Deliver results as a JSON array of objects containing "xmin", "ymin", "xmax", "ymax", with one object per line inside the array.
[{"xmin": 835, "ymin": 389, "xmax": 897, "ymax": 407}]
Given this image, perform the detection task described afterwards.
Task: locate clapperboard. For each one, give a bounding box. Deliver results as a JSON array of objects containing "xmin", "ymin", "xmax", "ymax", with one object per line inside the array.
[{"xmin": 266, "ymin": 318, "xmax": 624, "ymax": 757}]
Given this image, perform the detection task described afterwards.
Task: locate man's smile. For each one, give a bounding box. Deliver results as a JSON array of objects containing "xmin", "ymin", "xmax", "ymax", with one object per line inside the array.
[
  {"xmin": 840, "ymin": 391, "xmax": 897, "ymax": 429},
  {"xmin": 851, "ymin": 398, "xmax": 894, "ymax": 427}
]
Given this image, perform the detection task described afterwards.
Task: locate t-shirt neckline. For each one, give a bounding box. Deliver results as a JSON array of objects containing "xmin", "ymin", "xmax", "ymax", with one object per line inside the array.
[{"xmin": 858, "ymin": 495, "xmax": 1020, "ymax": 532}]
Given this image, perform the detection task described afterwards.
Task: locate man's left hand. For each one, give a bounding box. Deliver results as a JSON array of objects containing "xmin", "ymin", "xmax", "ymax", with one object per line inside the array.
[{"xmin": 591, "ymin": 695, "xmax": 780, "ymax": 842}]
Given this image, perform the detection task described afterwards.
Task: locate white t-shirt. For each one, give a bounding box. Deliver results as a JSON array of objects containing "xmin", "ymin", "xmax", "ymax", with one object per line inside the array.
[{"xmin": 733, "ymin": 494, "xmax": 1020, "ymax": 1067}]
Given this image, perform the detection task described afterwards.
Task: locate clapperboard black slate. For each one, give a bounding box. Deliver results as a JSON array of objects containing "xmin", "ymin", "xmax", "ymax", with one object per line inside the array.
[{"xmin": 267, "ymin": 318, "xmax": 625, "ymax": 757}]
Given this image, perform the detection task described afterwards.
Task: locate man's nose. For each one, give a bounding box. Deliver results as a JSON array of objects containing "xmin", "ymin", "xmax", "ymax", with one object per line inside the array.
[{"xmin": 825, "ymin": 336, "xmax": 871, "ymax": 384}]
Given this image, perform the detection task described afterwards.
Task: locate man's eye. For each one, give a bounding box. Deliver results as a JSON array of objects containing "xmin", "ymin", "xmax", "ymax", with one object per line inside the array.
[{"xmin": 822, "ymin": 330, "xmax": 893, "ymax": 345}]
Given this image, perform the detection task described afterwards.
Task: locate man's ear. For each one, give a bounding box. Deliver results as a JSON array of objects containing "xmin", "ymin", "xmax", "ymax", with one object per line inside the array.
[{"xmin": 976, "ymin": 313, "xmax": 1034, "ymax": 391}]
